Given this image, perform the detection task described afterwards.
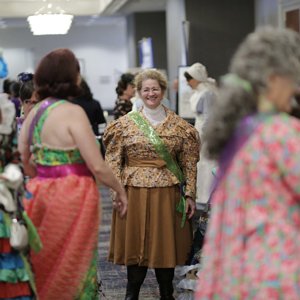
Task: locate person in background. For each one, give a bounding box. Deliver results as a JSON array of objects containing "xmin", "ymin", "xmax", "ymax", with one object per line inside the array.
[
  {"xmin": 72, "ymin": 78, "xmax": 106, "ymax": 136},
  {"xmin": 184, "ymin": 62, "xmax": 218, "ymax": 206},
  {"xmin": 104, "ymin": 68, "xmax": 200, "ymax": 300},
  {"xmin": 113, "ymin": 72, "xmax": 135, "ymax": 119},
  {"xmin": 9, "ymin": 80, "xmax": 21, "ymax": 117},
  {"xmin": 18, "ymin": 73, "xmax": 36, "ymax": 118},
  {"xmin": 172, "ymin": 77, "xmax": 179, "ymax": 106},
  {"xmin": 72, "ymin": 78, "xmax": 107, "ymax": 156},
  {"xmin": 0, "ymin": 78, "xmax": 12, "ymax": 107},
  {"xmin": 0, "ymin": 94, "xmax": 37, "ymax": 299},
  {"xmin": 2, "ymin": 78, "xmax": 11, "ymax": 95},
  {"xmin": 18, "ymin": 48, "xmax": 127, "ymax": 300},
  {"xmin": 16, "ymin": 72, "xmax": 38, "ymax": 133},
  {"xmin": 195, "ymin": 27, "xmax": 300, "ymax": 299},
  {"xmin": 131, "ymin": 71, "xmax": 171, "ymax": 112}
]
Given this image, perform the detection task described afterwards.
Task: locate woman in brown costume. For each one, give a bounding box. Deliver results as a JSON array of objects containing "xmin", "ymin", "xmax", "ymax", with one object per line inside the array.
[{"xmin": 104, "ymin": 69, "xmax": 200, "ymax": 299}]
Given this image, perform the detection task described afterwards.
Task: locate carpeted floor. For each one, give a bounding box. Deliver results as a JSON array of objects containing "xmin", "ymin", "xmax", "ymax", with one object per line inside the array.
[{"xmin": 97, "ymin": 187, "xmax": 160, "ymax": 300}]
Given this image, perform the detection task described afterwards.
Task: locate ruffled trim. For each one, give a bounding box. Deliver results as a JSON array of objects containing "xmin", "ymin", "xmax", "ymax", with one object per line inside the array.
[
  {"xmin": 0, "ymin": 95, "xmax": 15, "ymax": 135},
  {"xmin": 0, "ymin": 211, "xmax": 11, "ymax": 238},
  {"xmin": 0, "ymin": 282, "xmax": 32, "ymax": 299},
  {"xmin": 1, "ymin": 297, "xmax": 33, "ymax": 300},
  {"xmin": 0, "ymin": 238, "xmax": 11, "ymax": 253},
  {"xmin": 175, "ymin": 264, "xmax": 201, "ymax": 293},
  {"xmin": 0, "ymin": 268, "xmax": 30, "ymax": 283},
  {"xmin": 0, "ymin": 252, "xmax": 30, "ymax": 283},
  {"xmin": 0, "ymin": 223, "xmax": 10, "ymax": 238},
  {"xmin": 1, "ymin": 252, "xmax": 25, "ymax": 269}
]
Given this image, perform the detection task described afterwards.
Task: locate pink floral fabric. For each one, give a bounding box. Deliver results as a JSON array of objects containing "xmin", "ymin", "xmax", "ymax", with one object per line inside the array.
[{"xmin": 196, "ymin": 113, "xmax": 300, "ymax": 299}]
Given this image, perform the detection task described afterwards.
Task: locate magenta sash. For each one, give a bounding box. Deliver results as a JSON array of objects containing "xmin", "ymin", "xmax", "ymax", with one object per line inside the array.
[{"xmin": 36, "ymin": 163, "xmax": 93, "ymax": 178}]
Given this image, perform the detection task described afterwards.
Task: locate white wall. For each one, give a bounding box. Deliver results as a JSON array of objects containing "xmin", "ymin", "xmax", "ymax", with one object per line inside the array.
[
  {"xmin": 255, "ymin": 0, "xmax": 300, "ymax": 28},
  {"xmin": 255, "ymin": 0, "xmax": 279, "ymax": 27},
  {"xmin": 0, "ymin": 17, "xmax": 128, "ymax": 109}
]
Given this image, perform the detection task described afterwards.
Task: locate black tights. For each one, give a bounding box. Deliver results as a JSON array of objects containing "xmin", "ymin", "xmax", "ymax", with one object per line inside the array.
[
  {"xmin": 155, "ymin": 268, "xmax": 175, "ymax": 300},
  {"xmin": 125, "ymin": 265, "xmax": 175, "ymax": 300}
]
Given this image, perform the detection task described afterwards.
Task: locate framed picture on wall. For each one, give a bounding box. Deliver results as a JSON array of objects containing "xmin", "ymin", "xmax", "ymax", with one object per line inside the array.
[
  {"xmin": 285, "ymin": 8, "xmax": 300, "ymax": 32},
  {"xmin": 138, "ymin": 37, "xmax": 154, "ymax": 69},
  {"xmin": 177, "ymin": 65, "xmax": 195, "ymax": 120}
]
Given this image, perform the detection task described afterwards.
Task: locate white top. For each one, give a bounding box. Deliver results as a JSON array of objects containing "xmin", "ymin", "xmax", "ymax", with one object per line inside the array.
[
  {"xmin": 143, "ymin": 104, "xmax": 166, "ymax": 126},
  {"xmin": 0, "ymin": 93, "xmax": 15, "ymax": 135}
]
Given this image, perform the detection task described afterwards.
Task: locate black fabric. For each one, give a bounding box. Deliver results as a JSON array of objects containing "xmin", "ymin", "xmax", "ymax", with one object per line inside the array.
[
  {"xmin": 113, "ymin": 98, "xmax": 133, "ymax": 120},
  {"xmin": 188, "ymin": 208, "xmax": 210, "ymax": 265},
  {"xmin": 125, "ymin": 265, "xmax": 148, "ymax": 300},
  {"xmin": 154, "ymin": 268, "xmax": 175, "ymax": 300},
  {"xmin": 72, "ymin": 97, "xmax": 106, "ymax": 136}
]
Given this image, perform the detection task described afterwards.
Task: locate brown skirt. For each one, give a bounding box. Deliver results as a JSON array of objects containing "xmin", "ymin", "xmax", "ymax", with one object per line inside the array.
[{"xmin": 108, "ymin": 185, "xmax": 193, "ymax": 268}]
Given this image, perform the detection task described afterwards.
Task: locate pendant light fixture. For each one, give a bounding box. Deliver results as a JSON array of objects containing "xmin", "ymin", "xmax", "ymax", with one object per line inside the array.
[{"xmin": 27, "ymin": 2, "xmax": 73, "ymax": 35}]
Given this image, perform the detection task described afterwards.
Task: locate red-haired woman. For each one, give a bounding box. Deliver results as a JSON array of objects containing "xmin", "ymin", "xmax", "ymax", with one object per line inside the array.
[{"xmin": 18, "ymin": 48, "xmax": 127, "ymax": 300}]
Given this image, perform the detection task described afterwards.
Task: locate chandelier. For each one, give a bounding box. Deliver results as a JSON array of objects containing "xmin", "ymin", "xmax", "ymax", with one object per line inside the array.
[{"xmin": 27, "ymin": 3, "xmax": 73, "ymax": 35}]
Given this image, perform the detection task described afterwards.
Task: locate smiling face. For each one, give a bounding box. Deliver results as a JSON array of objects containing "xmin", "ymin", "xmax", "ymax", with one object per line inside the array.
[{"xmin": 139, "ymin": 79, "xmax": 164, "ymax": 109}]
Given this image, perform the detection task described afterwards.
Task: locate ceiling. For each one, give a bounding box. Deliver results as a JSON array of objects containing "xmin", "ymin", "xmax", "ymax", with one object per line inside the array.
[{"xmin": 0, "ymin": 0, "xmax": 166, "ymax": 29}]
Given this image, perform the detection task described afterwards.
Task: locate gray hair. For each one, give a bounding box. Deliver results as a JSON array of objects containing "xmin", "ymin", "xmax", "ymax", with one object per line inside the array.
[{"xmin": 204, "ymin": 27, "xmax": 300, "ymax": 159}]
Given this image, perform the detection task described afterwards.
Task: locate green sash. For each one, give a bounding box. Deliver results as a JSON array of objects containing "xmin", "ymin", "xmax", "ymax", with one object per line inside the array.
[{"xmin": 128, "ymin": 111, "xmax": 187, "ymax": 228}]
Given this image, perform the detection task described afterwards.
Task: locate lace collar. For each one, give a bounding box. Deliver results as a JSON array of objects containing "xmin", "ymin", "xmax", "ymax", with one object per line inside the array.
[{"xmin": 142, "ymin": 104, "xmax": 167, "ymax": 126}]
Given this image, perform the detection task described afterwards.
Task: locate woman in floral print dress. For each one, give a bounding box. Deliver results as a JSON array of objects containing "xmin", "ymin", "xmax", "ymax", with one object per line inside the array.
[
  {"xmin": 195, "ymin": 27, "xmax": 300, "ymax": 299},
  {"xmin": 104, "ymin": 69, "xmax": 200, "ymax": 300},
  {"xmin": 113, "ymin": 73, "xmax": 135, "ymax": 120}
]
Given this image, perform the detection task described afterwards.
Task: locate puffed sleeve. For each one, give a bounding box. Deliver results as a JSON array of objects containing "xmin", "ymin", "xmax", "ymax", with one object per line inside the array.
[
  {"xmin": 178, "ymin": 123, "xmax": 200, "ymax": 200},
  {"xmin": 103, "ymin": 120, "xmax": 125, "ymax": 182}
]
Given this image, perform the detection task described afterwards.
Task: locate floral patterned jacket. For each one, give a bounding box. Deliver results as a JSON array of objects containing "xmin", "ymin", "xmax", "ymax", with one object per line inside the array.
[{"xmin": 103, "ymin": 107, "xmax": 200, "ymax": 200}]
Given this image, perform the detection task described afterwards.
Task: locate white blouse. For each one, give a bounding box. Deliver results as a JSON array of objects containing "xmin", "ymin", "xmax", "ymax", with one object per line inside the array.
[{"xmin": 142, "ymin": 104, "xmax": 167, "ymax": 126}]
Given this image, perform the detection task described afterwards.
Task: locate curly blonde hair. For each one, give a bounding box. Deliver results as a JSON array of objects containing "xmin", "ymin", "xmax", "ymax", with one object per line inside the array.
[{"xmin": 135, "ymin": 69, "xmax": 168, "ymax": 92}]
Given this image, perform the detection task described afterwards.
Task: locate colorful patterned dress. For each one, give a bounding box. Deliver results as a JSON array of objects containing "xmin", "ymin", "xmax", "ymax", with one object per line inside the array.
[
  {"xmin": 104, "ymin": 107, "xmax": 200, "ymax": 268},
  {"xmin": 24, "ymin": 100, "xmax": 100, "ymax": 300},
  {"xmin": 195, "ymin": 113, "xmax": 300, "ymax": 299},
  {"xmin": 0, "ymin": 96, "xmax": 35, "ymax": 300}
]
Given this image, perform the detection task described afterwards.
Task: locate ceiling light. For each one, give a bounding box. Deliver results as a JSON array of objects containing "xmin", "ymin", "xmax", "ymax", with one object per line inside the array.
[{"xmin": 27, "ymin": 3, "xmax": 73, "ymax": 35}]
